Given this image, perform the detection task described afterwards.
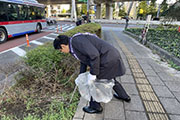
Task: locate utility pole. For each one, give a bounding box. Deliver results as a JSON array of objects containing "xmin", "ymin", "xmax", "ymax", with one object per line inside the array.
[
  {"xmin": 71, "ymin": 0, "xmax": 77, "ymax": 22},
  {"xmin": 87, "ymin": 0, "xmax": 90, "ymax": 23},
  {"xmin": 157, "ymin": 4, "xmax": 161, "ymax": 18}
]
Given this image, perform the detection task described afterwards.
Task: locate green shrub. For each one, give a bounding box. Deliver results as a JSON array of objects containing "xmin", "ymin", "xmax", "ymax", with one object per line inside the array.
[
  {"xmin": 126, "ymin": 28, "xmax": 142, "ymax": 36},
  {"xmin": 147, "ymin": 29, "xmax": 180, "ymax": 59},
  {"xmin": 0, "ymin": 23, "xmax": 102, "ymax": 119},
  {"xmin": 60, "ymin": 23, "xmax": 101, "ymax": 37},
  {"xmin": 126, "ymin": 28, "xmax": 180, "ymax": 59}
]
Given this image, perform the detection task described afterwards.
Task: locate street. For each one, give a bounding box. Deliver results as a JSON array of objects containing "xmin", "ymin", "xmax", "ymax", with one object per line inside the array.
[{"xmin": 0, "ymin": 21, "xmax": 76, "ymax": 81}]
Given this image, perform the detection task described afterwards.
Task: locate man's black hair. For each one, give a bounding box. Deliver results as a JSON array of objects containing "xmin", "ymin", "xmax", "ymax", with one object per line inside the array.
[{"xmin": 53, "ymin": 35, "xmax": 70, "ymax": 49}]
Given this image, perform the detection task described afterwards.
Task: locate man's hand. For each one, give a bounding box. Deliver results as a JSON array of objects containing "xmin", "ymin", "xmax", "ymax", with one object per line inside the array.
[{"xmin": 87, "ymin": 73, "xmax": 96, "ymax": 85}]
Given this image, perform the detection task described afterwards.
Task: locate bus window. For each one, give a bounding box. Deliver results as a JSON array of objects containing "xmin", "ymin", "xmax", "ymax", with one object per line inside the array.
[
  {"xmin": 40, "ymin": 8, "xmax": 45, "ymax": 19},
  {"xmin": 28, "ymin": 6, "xmax": 36, "ymax": 20},
  {"xmin": 0, "ymin": 3, "xmax": 8, "ymax": 21},
  {"xmin": 7, "ymin": 4, "xmax": 18, "ymax": 21},
  {"xmin": 18, "ymin": 5, "xmax": 28, "ymax": 20}
]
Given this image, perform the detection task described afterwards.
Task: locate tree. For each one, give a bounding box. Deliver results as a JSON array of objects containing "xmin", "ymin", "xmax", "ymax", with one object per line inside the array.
[
  {"xmin": 148, "ymin": 2, "xmax": 157, "ymax": 18},
  {"xmin": 62, "ymin": 9, "xmax": 66, "ymax": 13},
  {"xmin": 137, "ymin": 1, "xmax": 149, "ymax": 19},
  {"xmin": 161, "ymin": 0, "xmax": 168, "ymax": 12},
  {"xmin": 162, "ymin": 1, "xmax": 180, "ymax": 21},
  {"xmin": 118, "ymin": 7, "xmax": 127, "ymax": 18},
  {"xmin": 151, "ymin": 0, "xmax": 157, "ymax": 5},
  {"xmin": 81, "ymin": 4, "xmax": 87, "ymax": 14}
]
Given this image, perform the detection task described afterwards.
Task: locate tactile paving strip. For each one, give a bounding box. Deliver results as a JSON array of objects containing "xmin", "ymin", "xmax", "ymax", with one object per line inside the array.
[{"xmin": 112, "ymin": 31, "xmax": 169, "ymax": 120}]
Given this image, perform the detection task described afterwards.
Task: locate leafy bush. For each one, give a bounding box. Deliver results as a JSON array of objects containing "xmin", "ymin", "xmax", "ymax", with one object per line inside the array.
[
  {"xmin": 147, "ymin": 29, "xmax": 180, "ymax": 59},
  {"xmin": 60, "ymin": 23, "xmax": 101, "ymax": 37},
  {"xmin": 0, "ymin": 23, "xmax": 101, "ymax": 119},
  {"xmin": 126, "ymin": 28, "xmax": 180, "ymax": 59},
  {"xmin": 126, "ymin": 28, "xmax": 142, "ymax": 36}
]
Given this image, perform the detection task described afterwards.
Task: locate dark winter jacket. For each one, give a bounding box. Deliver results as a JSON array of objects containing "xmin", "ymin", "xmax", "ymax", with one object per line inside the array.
[{"xmin": 69, "ymin": 33, "xmax": 126, "ymax": 79}]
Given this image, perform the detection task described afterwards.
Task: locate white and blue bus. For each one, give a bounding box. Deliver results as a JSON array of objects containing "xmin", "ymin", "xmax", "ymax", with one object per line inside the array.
[{"xmin": 0, "ymin": 0, "xmax": 46, "ymax": 43}]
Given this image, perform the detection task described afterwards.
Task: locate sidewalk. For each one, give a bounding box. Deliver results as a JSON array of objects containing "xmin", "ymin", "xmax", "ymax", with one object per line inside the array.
[{"xmin": 73, "ymin": 27, "xmax": 180, "ymax": 120}]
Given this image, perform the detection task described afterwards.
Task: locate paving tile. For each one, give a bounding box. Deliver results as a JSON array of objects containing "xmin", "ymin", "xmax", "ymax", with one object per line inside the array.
[
  {"xmin": 152, "ymin": 85, "xmax": 174, "ymax": 98},
  {"xmin": 103, "ymin": 118, "xmax": 120, "ymax": 120},
  {"xmin": 165, "ymin": 81, "xmax": 180, "ymax": 92},
  {"xmin": 136, "ymin": 58, "xmax": 148, "ymax": 64},
  {"xmin": 150, "ymin": 64, "xmax": 166, "ymax": 73},
  {"xmin": 143, "ymin": 69, "xmax": 157, "ymax": 77},
  {"xmin": 157, "ymin": 72, "xmax": 175, "ymax": 81},
  {"xmin": 139, "ymin": 63, "xmax": 152, "ymax": 70},
  {"xmin": 122, "ymin": 84, "xmax": 138, "ymax": 95},
  {"xmin": 115, "ymin": 77, "xmax": 121, "ymax": 83},
  {"xmin": 104, "ymin": 100, "xmax": 125, "ymax": 120},
  {"xmin": 121, "ymin": 75, "xmax": 135, "ymax": 84},
  {"xmin": 125, "ymin": 111, "xmax": 148, "ymax": 120},
  {"xmin": 172, "ymin": 92, "xmax": 180, "ymax": 102},
  {"xmin": 124, "ymin": 95, "xmax": 145, "ymax": 112},
  {"xmin": 125, "ymin": 68, "xmax": 132, "ymax": 75},
  {"xmin": 169, "ymin": 115, "xmax": 180, "ymax": 120},
  {"xmin": 84, "ymin": 113, "xmax": 103, "ymax": 120},
  {"xmin": 147, "ymin": 76, "xmax": 164, "ymax": 86},
  {"xmin": 159, "ymin": 98, "xmax": 180, "ymax": 114}
]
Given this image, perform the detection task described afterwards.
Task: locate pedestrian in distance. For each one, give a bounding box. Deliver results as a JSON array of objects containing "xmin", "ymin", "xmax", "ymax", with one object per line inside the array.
[
  {"xmin": 53, "ymin": 33, "xmax": 131, "ymax": 114},
  {"xmin": 124, "ymin": 16, "xmax": 129, "ymax": 30}
]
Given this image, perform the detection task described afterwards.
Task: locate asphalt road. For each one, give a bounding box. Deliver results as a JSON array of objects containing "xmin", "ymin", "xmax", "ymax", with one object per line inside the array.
[{"xmin": 0, "ymin": 22, "xmax": 76, "ymax": 82}]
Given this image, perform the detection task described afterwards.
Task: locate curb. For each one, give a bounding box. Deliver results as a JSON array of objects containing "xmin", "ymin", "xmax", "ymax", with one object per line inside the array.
[
  {"xmin": 73, "ymin": 97, "xmax": 87, "ymax": 120},
  {"xmin": 123, "ymin": 30, "xmax": 180, "ymax": 67}
]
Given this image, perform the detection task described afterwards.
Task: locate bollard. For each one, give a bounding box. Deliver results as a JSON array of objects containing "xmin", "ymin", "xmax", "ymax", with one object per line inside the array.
[
  {"xmin": 26, "ymin": 34, "xmax": 30, "ymax": 47},
  {"xmin": 61, "ymin": 25, "xmax": 62, "ymax": 32},
  {"xmin": 56, "ymin": 25, "xmax": 59, "ymax": 33}
]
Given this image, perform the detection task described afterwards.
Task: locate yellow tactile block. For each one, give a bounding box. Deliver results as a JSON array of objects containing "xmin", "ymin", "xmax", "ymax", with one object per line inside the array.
[
  {"xmin": 148, "ymin": 113, "xmax": 169, "ymax": 120},
  {"xmin": 135, "ymin": 78, "xmax": 149, "ymax": 84},
  {"xmin": 140, "ymin": 92, "xmax": 159, "ymax": 101},
  {"xmin": 137, "ymin": 84, "xmax": 153, "ymax": 92}
]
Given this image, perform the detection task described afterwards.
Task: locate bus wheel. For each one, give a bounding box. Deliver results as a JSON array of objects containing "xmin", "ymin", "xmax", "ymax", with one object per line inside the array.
[
  {"xmin": 0, "ymin": 28, "xmax": 7, "ymax": 43},
  {"xmin": 36, "ymin": 24, "xmax": 41, "ymax": 33}
]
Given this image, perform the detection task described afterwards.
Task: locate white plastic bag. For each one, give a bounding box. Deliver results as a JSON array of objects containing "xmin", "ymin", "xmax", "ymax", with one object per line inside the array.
[{"xmin": 75, "ymin": 72, "xmax": 114, "ymax": 103}]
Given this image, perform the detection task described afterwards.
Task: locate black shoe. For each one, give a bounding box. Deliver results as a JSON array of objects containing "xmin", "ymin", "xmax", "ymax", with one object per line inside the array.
[
  {"xmin": 113, "ymin": 93, "xmax": 131, "ymax": 102},
  {"xmin": 82, "ymin": 106, "xmax": 103, "ymax": 114}
]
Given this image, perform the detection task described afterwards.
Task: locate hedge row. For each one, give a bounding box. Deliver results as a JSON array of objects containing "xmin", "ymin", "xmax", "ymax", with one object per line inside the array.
[
  {"xmin": 126, "ymin": 28, "xmax": 180, "ymax": 59},
  {"xmin": 60, "ymin": 23, "xmax": 101, "ymax": 37}
]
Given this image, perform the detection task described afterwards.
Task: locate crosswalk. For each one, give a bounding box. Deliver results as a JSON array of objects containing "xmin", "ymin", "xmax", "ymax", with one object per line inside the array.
[{"xmin": 43, "ymin": 24, "xmax": 75, "ymax": 32}]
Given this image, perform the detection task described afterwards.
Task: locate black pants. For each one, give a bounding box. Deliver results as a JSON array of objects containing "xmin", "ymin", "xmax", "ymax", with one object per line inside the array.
[{"xmin": 89, "ymin": 78, "xmax": 129, "ymax": 109}]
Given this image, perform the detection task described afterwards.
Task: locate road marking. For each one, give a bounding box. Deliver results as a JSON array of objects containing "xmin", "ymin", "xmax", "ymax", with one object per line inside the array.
[
  {"xmin": 31, "ymin": 40, "xmax": 43, "ymax": 45},
  {"xmin": 62, "ymin": 25, "xmax": 71, "ymax": 30},
  {"xmin": 42, "ymin": 36, "xmax": 54, "ymax": 40},
  {"xmin": 66, "ymin": 26, "xmax": 75, "ymax": 31},
  {"xmin": 50, "ymin": 33, "xmax": 59, "ymax": 36},
  {"xmin": 11, "ymin": 47, "xmax": 26, "ymax": 57}
]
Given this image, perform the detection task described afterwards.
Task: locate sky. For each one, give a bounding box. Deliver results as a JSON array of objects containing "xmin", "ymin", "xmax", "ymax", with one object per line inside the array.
[{"xmin": 156, "ymin": 0, "xmax": 177, "ymax": 4}]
